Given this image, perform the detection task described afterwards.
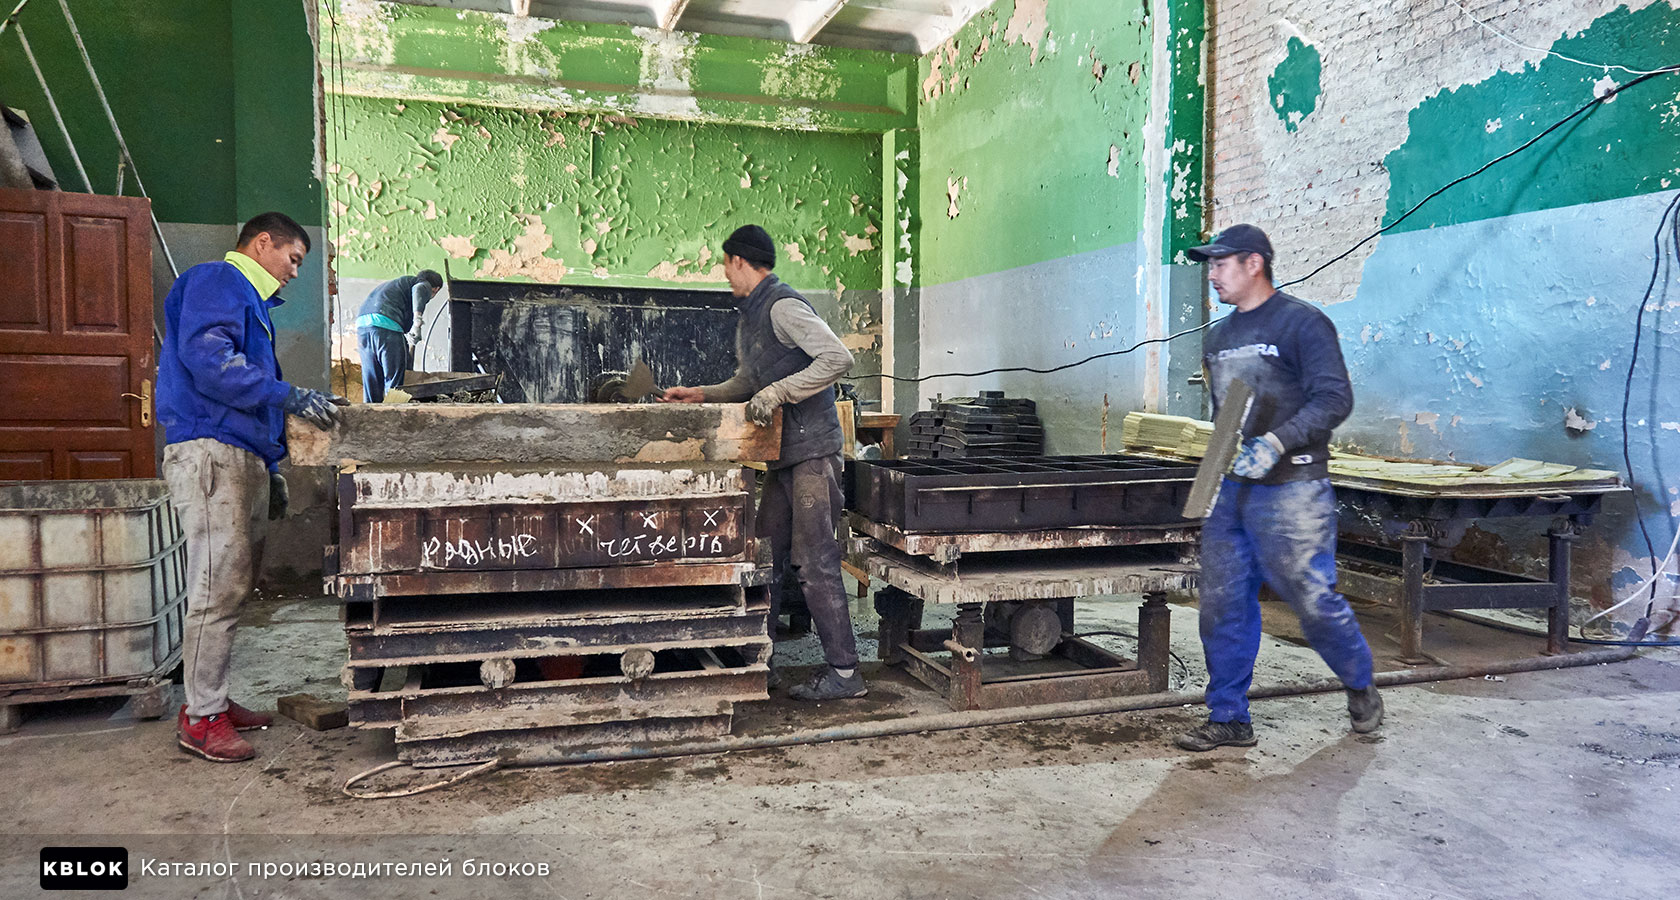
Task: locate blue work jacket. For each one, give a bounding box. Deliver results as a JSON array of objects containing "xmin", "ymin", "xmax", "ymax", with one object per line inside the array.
[{"xmin": 157, "ymin": 261, "xmax": 295, "ymax": 469}]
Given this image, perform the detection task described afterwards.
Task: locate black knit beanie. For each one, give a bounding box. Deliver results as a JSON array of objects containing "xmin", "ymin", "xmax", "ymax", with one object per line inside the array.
[{"xmin": 722, "ymin": 224, "xmax": 776, "ymax": 268}]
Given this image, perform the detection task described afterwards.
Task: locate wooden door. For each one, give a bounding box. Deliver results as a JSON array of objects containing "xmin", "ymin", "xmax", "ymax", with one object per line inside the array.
[{"xmin": 0, "ymin": 188, "xmax": 156, "ymax": 480}]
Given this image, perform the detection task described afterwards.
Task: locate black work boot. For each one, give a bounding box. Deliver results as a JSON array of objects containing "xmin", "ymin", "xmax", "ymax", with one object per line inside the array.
[
  {"xmin": 766, "ymin": 663, "xmax": 785, "ymax": 692},
  {"xmin": 788, "ymin": 666, "xmax": 867, "ymax": 701},
  {"xmin": 1174, "ymin": 719, "xmax": 1258, "ymax": 752},
  {"xmin": 1348, "ymin": 685, "xmax": 1384, "ymax": 733}
]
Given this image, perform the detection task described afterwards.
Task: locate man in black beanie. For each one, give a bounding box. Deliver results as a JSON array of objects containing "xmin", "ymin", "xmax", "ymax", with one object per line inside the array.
[{"xmin": 662, "ymin": 224, "xmax": 864, "ymax": 700}]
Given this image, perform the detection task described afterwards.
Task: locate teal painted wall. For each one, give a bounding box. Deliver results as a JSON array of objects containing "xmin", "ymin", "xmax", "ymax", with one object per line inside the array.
[
  {"xmin": 4, "ymin": 1, "xmax": 237, "ymax": 223},
  {"xmin": 1383, "ymin": 3, "xmax": 1679, "ymax": 233}
]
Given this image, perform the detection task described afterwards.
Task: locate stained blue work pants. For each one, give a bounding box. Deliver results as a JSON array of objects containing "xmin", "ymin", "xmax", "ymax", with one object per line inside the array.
[
  {"xmin": 1199, "ymin": 477, "xmax": 1374, "ymax": 723},
  {"xmin": 357, "ymin": 326, "xmax": 407, "ymax": 403}
]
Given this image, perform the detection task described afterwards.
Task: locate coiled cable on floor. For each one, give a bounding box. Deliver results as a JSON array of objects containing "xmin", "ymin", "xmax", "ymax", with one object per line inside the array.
[{"xmin": 342, "ymin": 758, "xmax": 501, "ymax": 799}]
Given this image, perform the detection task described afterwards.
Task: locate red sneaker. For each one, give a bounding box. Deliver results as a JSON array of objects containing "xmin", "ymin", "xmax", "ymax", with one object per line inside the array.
[
  {"xmin": 177, "ymin": 706, "xmax": 256, "ymax": 763},
  {"xmin": 224, "ymin": 700, "xmax": 273, "ymax": 731}
]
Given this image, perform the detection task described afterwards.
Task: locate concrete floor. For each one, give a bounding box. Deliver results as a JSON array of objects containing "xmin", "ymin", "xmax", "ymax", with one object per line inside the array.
[{"xmin": 3, "ymin": 581, "xmax": 1677, "ymax": 899}]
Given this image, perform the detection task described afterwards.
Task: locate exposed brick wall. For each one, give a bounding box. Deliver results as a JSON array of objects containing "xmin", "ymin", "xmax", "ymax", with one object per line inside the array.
[{"xmin": 1205, "ymin": 0, "xmax": 1652, "ymax": 303}]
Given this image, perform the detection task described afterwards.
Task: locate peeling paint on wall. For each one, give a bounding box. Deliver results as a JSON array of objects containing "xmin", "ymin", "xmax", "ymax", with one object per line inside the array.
[
  {"xmin": 1267, "ymin": 36, "xmax": 1322, "ymax": 133},
  {"xmin": 918, "ymin": 0, "xmax": 1151, "ymax": 284},
  {"xmin": 325, "ymin": 1, "xmax": 916, "ymax": 134},
  {"xmin": 1004, "ymin": 0, "xmax": 1052, "ymax": 65},
  {"xmin": 915, "ymin": 0, "xmax": 1155, "ymax": 452},
  {"xmin": 330, "ymin": 97, "xmax": 883, "ymax": 293},
  {"xmin": 1214, "ymin": 3, "xmax": 1680, "ymax": 630},
  {"xmin": 329, "ymin": 89, "xmax": 888, "ymax": 402},
  {"xmin": 1384, "ymin": 4, "xmax": 1680, "ymax": 233}
]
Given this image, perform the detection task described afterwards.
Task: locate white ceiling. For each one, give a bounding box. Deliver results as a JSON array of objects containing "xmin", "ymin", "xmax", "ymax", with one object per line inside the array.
[{"xmin": 386, "ymin": 0, "xmax": 992, "ymax": 55}]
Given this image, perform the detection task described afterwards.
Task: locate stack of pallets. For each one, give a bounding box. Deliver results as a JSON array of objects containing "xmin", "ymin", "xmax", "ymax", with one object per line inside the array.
[
  {"xmin": 297, "ymin": 404, "xmax": 778, "ymax": 768},
  {"xmin": 905, "ymin": 391, "xmax": 1044, "ymax": 458}
]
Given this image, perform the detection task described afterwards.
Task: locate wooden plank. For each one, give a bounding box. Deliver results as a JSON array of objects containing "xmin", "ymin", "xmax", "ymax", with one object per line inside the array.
[
  {"xmin": 277, "ymin": 693, "xmax": 348, "ymax": 731},
  {"xmin": 287, "ymin": 403, "xmax": 782, "ymax": 467}
]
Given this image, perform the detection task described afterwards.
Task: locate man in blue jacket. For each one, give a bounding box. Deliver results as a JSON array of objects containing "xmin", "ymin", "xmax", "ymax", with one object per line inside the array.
[
  {"xmin": 354, "ymin": 270, "xmax": 443, "ymax": 402},
  {"xmin": 1177, "ymin": 223, "xmax": 1382, "ymax": 752},
  {"xmin": 157, "ymin": 211, "xmax": 346, "ymax": 762}
]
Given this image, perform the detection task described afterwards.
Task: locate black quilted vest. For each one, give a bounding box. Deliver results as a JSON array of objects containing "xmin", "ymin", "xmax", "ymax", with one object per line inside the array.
[{"xmin": 738, "ymin": 275, "xmax": 843, "ymax": 468}]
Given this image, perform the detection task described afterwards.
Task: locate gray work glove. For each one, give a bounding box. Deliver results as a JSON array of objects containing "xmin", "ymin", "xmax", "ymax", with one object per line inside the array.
[
  {"xmin": 746, "ymin": 388, "xmax": 781, "ymax": 426},
  {"xmin": 1231, "ymin": 432, "xmax": 1286, "ymax": 479},
  {"xmin": 268, "ymin": 472, "xmax": 289, "ymax": 521},
  {"xmin": 283, "ymin": 386, "xmax": 350, "ymax": 430}
]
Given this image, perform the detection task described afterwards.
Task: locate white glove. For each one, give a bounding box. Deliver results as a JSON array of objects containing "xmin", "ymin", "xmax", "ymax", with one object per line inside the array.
[
  {"xmin": 746, "ymin": 389, "xmax": 781, "ymax": 426},
  {"xmin": 1232, "ymin": 433, "xmax": 1286, "ymax": 479}
]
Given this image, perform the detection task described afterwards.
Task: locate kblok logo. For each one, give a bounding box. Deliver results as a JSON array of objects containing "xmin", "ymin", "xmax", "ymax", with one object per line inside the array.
[{"xmin": 40, "ymin": 847, "xmax": 129, "ymax": 891}]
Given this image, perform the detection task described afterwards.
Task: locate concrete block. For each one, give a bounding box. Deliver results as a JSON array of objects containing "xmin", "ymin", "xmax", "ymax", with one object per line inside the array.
[
  {"xmin": 285, "ymin": 403, "xmax": 782, "ymax": 467},
  {"xmin": 277, "ymin": 693, "xmax": 349, "ymax": 731}
]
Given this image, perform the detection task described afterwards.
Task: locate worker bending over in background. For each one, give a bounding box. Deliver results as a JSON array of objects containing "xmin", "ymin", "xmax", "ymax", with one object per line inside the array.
[
  {"xmin": 1178, "ymin": 223, "xmax": 1383, "ymax": 752},
  {"xmin": 661, "ymin": 224, "xmax": 864, "ymax": 701},
  {"xmin": 157, "ymin": 212, "xmax": 347, "ymax": 762},
  {"xmin": 355, "ymin": 269, "xmax": 442, "ymax": 402}
]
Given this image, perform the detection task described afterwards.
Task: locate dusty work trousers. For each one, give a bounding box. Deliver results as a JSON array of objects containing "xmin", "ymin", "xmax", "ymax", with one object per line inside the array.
[
  {"xmin": 357, "ymin": 326, "xmax": 407, "ymax": 403},
  {"xmin": 760, "ymin": 454, "xmax": 858, "ymax": 670},
  {"xmin": 1199, "ymin": 478, "xmax": 1374, "ymax": 723},
  {"xmin": 162, "ymin": 438, "xmax": 269, "ymax": 718}
]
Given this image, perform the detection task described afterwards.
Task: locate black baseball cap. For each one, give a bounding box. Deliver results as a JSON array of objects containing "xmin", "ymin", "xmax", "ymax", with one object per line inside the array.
[{"xmin": 1186, "ymin": 224, "xmax": 1273, "ymax": 262}]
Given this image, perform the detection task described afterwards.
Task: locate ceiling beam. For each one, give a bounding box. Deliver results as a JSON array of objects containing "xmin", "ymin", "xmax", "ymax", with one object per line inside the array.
[
  {"xmin": 659, "ymin": 0, "xmax": 691, "ymax": 30},
  {"xmin": 797, "ymin": 0, "xmax": 850, "ymax": 43}
]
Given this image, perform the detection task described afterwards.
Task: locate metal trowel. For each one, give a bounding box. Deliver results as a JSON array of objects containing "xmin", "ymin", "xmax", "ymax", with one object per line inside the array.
[
  {"xmin": 622, "ymin": 360, "xmax": 660, "ymax": 400},
  {"xmin": 593, "ymin": 360, "xmax": 664, "ymax": 402},
  {"xmin": 1182, "ymin": 377, "xmax": 1255, "ymax": 519}
]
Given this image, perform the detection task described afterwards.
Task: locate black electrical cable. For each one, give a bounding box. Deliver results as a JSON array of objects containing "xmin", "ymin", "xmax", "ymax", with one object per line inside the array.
[
  {"xmin": 854, "ymin": 63, "xmax": 1680, "ymax": 385},
  {"xmin": 1276, "ymin": 65, "xmax": 1680, "ymax": 293},
  {"xmin": 858, "ymin": 318, "xmax": 1226, "ymax": 385},
  {"xmin": 1073, "ymin": 630, "xmax": 1189, "ymax": 684},
  {"xmin": 1620, "ymin": 192, "xmax": 1680, "ymax": 623}
]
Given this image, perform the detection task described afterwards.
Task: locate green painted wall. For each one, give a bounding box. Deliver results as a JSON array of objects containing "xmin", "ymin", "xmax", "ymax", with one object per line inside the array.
[
  {"xmin": 2, "ymin": 0, "xmax": 239, "ymax": 223},
  {"xmin": 233, "ymin": 1, "xmax": 323, "ymax": 224},
  {"xmin": 1, "ymin": 0, "xmax": 321, "ymax": 227},
  {"xmin": 330, "ymin": 96, "xmax": 884, "ymax": 294},
  {"xmin": 324, "ymin": 1, "xmax": 915, "ymax": 134},
  {"xmin": 914, "ymin": 0, "xmax": 1154, "ymax": 286},
  {"xmin": 1383, "ymin": 3, "xmax": 1679, "ymax": 233},
  {"xmin": 1267, "ymin": 36, "xmax": 1321, "ymax": 134},
  {"xmin": 1164, "ymin": 0, "xmax": 1208, "ymax": 262}
]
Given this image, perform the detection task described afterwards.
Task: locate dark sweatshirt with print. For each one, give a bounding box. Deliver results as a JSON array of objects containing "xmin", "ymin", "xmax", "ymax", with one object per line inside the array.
[{"xmin": 1201, "ymin": 291, "xmax": 1353, "ymax": 484}]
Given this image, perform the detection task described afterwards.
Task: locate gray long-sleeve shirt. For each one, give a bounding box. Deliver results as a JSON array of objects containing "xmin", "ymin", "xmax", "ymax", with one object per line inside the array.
[{"xmin": 702, "ymin": 298, "xmax": 855, "ymax": 404}]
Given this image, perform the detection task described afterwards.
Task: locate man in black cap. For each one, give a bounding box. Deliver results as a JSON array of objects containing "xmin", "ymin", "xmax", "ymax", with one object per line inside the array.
[
  {"xmin": 661, "ymin": 225, "xmax": 864, "ymax": 700},
  {"xmin": 1175, "ymin": 223, "xmax": 1382, "ymax": 751}
]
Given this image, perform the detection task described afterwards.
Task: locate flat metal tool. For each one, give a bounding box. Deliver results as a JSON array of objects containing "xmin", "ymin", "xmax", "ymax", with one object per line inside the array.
[
  {"xmin": 1182, "ymin": 377, "xmax": 1255, "ymax": 519},
  {"xmin": 591, "ymin": 360, "xmax": 663, "ymax": 402},
  {"xmin": 623, "ymin": 360, "xmax": 659, "ymax": 400}
]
